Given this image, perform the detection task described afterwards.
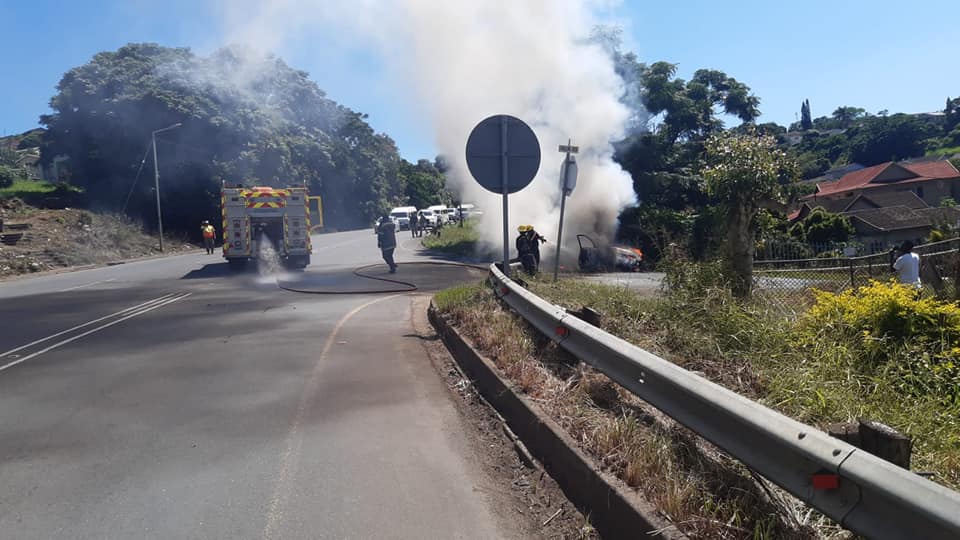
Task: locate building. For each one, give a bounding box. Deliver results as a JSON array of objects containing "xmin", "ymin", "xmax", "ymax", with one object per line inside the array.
[
  {"xmin": 788, "ymin": 174, "xmax": 960, "ymax": 253},
  {"xmin": 845, "ymin": 206, "xmax": 960, "ymax": 253},
  {"xmin": 803, "ymin": 160, "xmax": 960, "ymax": 208}
]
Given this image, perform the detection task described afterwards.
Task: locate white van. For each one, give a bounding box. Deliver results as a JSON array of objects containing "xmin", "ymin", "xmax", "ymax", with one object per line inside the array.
[
  {"xmin": 426, "ymin": 205, "xmax": 449, "ymax": 225},
  {"xmin": 389, "ymin": 206, "xmax": 417, "ymax": 230}
]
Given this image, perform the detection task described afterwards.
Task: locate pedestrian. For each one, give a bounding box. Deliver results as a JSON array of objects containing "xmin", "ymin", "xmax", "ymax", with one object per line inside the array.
[
  {"xmin": 418, "ymin": 211, "xmax": 427, "ymax": 237},
  {"xmin": 891, "ymin": 241, "xmax": 921, "ymax": 290},
  {"xmin": 409, "ymin": 211, "xmax": 419, "ymax": 238},
  {"xmin": 200, "ymin": 220, "xmax": 216, "ymax": 255},
  {"xmin": 377, "ymin": 214, "xmax": 398, "ymax": 273}
]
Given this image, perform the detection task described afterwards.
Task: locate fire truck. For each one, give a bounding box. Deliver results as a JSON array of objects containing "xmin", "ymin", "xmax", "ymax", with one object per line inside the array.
[{"xmin": 221, "ymin": 185, "xmax": 313, "ymax": 269}]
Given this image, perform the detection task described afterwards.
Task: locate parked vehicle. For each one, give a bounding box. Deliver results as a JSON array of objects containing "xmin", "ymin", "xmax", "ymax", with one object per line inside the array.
[
  {"xmin": 419, "ymin": 209, "xmax": 438, "ymax": 228},
  {"xmin": 426, "ymin": 205, "xmax": 449, "ymax": 225},
  {"xmin": 389, "ymin": 206, "xmax": 417, "ymax": 230}
]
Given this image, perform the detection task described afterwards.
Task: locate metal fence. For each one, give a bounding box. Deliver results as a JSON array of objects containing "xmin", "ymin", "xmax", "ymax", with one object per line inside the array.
[
  {"xmin": 753, "ymin": 239, "xmax": 960, "ymax": 315},
  {"xmin": 489, "ymin": 264, "xmax": 960, "ymax": 539}
]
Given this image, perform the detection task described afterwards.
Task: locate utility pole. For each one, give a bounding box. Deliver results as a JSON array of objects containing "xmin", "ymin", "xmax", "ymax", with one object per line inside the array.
[
  {"xmin": 554, "ymin": 140, "xmax": 578, "ymax": 281},
  {"xmin": 151, "ymin": 123, "xmax": 181, "ymax": 252}
]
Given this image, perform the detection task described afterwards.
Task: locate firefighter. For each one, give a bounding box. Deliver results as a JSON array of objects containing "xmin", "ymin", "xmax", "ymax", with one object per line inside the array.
[
  {"xmin": 516, "ymin": 225, "xmax": 546, "ymax": 275},
  {"xmin": 200, "ymin": 220, "xmax": 216, "ymax": 255},
  {"xmin": 377, "ymin": 214, "xmax": 398, "ymax": 273},
  {"xmin": 409, "ymin": 211, "xmax": 419, "ymax": 238}
]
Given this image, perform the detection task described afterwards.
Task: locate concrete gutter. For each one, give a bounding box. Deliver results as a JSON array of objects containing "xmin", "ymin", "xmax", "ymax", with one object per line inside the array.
[{"xmin": 429, "ymin": 303, "xmax": 685, "ymax": 540}]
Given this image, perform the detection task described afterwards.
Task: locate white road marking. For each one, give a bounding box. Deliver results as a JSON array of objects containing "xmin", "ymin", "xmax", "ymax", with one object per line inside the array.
[
  {"xmin": 0, "ymin": 293, "xmax": 191, "ymax": 373},
  {"xmin": 56, "ymin": 278, "xmax": 117, "ymax": 292},
  {"xmin": 0, "ymin": 293, "xmax": 178, "ymax": 360},
  {"xmin": 261, "ymin": 294, "xmax": 401, "ymax": 540}
]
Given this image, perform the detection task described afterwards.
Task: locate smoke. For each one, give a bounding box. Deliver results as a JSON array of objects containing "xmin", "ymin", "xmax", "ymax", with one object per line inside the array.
[{"xmin": 213, "ymin": 0, "xmax": 639, "ymax": 259}]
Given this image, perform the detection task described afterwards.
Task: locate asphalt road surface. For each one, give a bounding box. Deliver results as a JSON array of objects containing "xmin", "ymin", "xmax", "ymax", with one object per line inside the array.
[{"xmin": 0, "ymin": 230, "xmax": 524, "ymax": 539}]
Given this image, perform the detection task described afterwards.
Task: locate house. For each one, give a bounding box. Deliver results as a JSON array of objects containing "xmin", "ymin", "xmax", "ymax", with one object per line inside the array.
[
  {"xmin": 787, "ymin": 190, "xmax": 927, "ymax": 223},
  {"xmin": 803, "ymin": 159, "xmax": 960, "ymax": 208},
  {"xmin": 15, "ymin": 149, "xmax": 42, "ymax": 179},
  {"xmin": 845, "ymin": 206, "xmax": 960, "ymax": 253},
  {"xmin": 787, "ymin": 185, "xmax": 959, "ymax": 253}
]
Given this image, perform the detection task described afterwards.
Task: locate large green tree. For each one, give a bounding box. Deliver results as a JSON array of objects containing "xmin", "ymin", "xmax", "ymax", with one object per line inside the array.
[
  {"xmin": 40, "ymin": 43, "xmax": 408, "ymax": 233},
  {"xmin": 703, "ymin": 131, "xmax": 799, "ymax": 297}
]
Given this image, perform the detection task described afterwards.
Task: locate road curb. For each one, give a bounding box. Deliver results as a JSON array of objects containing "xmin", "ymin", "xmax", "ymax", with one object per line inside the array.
[{"xmin": 429, "ymin": 303, "xmax": 684, "ymax": 540}]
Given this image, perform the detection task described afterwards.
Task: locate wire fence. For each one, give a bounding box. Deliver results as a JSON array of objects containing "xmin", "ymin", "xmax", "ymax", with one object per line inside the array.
[{"xmin": 752, "ymin": 238, "xmax": 960, "ymax": 316}]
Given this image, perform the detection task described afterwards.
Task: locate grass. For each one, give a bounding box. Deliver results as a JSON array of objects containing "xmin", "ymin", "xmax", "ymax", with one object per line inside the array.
[
  {"xmin": 0, "ymin": 179, "xmax": 85, "ymax": 208},
  {"xmin": 437, "ymin": 268, "xmax": 960, "ymax": 538},
  {"xmin": 0, "ymin": 178, "xmax": 57, "ymax": 197},
  {"xmin": 435, "ymin": 279, "xmax": 827, "ymax": 539},
  {"xmin": 927, "ymin": 145, "xmax": 960, "ymax": 157},
  {"xmin": 421, "ymin": 219, "xmax": 480, "ymax": 256}
]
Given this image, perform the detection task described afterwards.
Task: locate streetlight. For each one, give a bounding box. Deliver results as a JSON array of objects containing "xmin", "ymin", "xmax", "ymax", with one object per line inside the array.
[{"xmin": 152, "ymin": 122, "xmax": 181, "ymax": 252}]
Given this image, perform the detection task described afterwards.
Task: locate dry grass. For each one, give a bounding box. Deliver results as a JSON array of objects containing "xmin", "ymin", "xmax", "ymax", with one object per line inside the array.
[
  {"xmin": 434, "ymin": 283, "xmax": 842, "ymax": 540},
  {"xmin": 0, "ymin": 201, "xmax": 195, "ymax": 277}
]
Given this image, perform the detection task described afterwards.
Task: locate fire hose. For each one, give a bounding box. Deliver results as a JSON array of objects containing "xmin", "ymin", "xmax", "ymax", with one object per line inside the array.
[{"xmin": 275, "ymin": 260, "xmax": 487, "ymax": 295}]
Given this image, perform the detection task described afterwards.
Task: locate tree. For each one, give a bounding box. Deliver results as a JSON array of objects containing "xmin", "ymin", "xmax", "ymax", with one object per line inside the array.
[
  {"xmin": 16, "ymin": 129, "xmax": 44, "ymax": 150},
  {"xmin": 832, "ymin": 106, "xmax": 867, "ymax": 128},
  {"xmin": 0, "ymin": 165, "xmax": 19, "ymax": 188},
  {"xmin": 800, "ymin": 209, "xmax": 854, "ymax": 245},
  {"xmin": 800, "ymin": 99, "xmax": 813, "ymax": 130},
  {"xmin": 39, "ymin": 43, "xmax": 409, "ymax": 233},
  {"xmin": 703, "ymin": 131, "xmax": 799, "ymax": 297},
  {"xmin": 847, "ymin": 114, "xmax": 938, "ymax": 165},
  {"xmin": 946, "ymin": 97, "xmax": 960, "ymax": 134},
  {"xmin": 399, "ymin": 159, "xmax": 445, "ymax": 209},
  {"xmin": 641, "ymin": 62, "xmax": 760, "ymax": 143}
]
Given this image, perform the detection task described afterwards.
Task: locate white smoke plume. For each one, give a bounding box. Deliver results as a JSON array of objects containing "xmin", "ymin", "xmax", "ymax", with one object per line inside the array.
[{"xmin": 214, "ymin": 0, "xmax": 637, "ymax": 260}]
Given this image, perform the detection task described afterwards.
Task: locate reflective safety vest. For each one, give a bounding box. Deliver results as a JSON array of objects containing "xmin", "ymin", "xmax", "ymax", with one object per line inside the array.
[{"xmin": 202, "ymin": 225, "xmax": 215, "ymax": 239}]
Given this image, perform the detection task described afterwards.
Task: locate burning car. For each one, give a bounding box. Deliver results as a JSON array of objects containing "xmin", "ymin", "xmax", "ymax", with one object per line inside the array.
[{"xmin": 577, "ymin": 234, "xmax": 643, "ymax": 272}]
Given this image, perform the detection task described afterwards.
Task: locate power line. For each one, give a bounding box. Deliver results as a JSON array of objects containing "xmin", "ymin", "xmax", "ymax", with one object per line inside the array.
[{"xmin": 120, "ymin": 141, "xmax": 153, "ymax": 214}]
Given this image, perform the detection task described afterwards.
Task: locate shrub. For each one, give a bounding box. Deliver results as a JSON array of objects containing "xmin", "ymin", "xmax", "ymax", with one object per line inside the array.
[
  {"xmin": 0, "ymin": 165, "xmax": 19, "ymax": 188},
  {"xmin": 795, "ymin": 280, "xmax": 960, "ymax": 399}
]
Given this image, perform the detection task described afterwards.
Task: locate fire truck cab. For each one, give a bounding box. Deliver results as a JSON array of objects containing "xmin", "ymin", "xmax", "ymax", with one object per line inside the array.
[{"xmin": 221, "ymin": 185, "xmax": 312, "ymax": 269}]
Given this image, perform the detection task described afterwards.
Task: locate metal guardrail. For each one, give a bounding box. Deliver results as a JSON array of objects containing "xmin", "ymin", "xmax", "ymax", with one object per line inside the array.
[{"xmin": 488, "ymin": 264, "xmax": 960, "ymax": 540}]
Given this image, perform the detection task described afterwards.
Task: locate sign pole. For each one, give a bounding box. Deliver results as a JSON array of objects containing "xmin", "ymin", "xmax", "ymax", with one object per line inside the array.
[
  {"xmin": 553, "ymin": 182, "xmax": 567, "ymax": 281},
  {"xmin": 553, "ymin": 140, "xmax": 579, "ymax": 281},
  {"xmin": 465, "ymin": 114, "xmax": 540, "ymax": 277},
  {"xmin": 500, "ymin": 116, "xmax": 510, "ymax": 277}
]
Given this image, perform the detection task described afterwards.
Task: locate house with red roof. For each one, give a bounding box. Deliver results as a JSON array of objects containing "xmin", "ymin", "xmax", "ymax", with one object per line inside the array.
[
  {"xmin": 803, "ymin": 160, "xmax": 960, "ymax": 208},
  {"xmin": 787, "ymin": 160, "xmax": 960, "ymax": 252}
]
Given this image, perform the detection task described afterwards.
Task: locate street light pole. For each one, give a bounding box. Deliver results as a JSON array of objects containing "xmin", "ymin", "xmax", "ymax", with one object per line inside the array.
[{"xmin": 151, "ymin": 123, "xmax": 181, "ymax": 252}]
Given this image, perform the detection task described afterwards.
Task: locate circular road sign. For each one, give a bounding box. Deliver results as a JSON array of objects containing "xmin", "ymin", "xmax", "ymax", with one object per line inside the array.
[{"xmin": 465, "ymin": 115, "xmax": 541, "ymax": 194}]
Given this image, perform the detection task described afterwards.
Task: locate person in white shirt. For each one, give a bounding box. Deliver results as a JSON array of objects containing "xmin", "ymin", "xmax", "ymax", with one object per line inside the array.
[{"xmin": 892, "ymin": 241, "xmax": 921, "ymax": 289}]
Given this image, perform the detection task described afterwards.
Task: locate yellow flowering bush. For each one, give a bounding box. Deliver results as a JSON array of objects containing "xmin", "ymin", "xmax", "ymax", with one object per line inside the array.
[
  {"xmin": 804, "ymin": 280, "xmax": 960, "ymax": 343},
  {"xmin": 796, "ymin": 280, "xmax": 960, "ymax": 399}
]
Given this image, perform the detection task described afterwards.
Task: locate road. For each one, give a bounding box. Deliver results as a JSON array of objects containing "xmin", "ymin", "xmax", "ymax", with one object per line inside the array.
[{"xmin": 0, "ymin": 230, "xmax": 524, "ymax": 539}]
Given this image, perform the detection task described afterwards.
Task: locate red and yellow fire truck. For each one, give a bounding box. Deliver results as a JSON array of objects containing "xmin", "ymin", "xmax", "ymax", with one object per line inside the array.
[{"xmin": 221, "ymin": 185, "xmax": 313, "ymax": 269}]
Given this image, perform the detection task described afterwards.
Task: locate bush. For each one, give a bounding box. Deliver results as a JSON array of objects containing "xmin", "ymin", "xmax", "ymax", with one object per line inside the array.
[
  {"xmin": 0, "ymin": 165, "xmax": 19, "ymax": 188},
  {"xmin": 795, "ymin": 280, "xmax": 960, "ymax": 399}
]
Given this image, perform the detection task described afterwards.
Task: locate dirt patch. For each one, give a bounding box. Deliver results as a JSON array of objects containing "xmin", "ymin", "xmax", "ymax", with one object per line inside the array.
[
  {"xmin": 0, "ymin": 199, "xmax": 195, "ymax": 278},
  {"xmin": 410, "ymin": 295, "xmax": 598, "ymax": 540}
]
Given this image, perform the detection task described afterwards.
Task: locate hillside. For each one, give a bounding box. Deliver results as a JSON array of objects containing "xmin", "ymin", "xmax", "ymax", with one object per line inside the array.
[{"xmin": 0, "ymin": 197, "xmax": 195, "ymax": 278}]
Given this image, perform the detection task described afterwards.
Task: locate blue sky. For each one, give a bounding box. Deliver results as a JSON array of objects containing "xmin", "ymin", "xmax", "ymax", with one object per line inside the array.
[{"xmin": 1, "ymin": 1, "xmax": 957, "ymax": 161}]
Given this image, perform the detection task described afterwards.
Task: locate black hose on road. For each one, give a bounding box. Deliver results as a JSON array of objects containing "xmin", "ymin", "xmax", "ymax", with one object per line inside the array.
[{"xmin": 275, "ymin": 260, "xmax": 487, "ymax": 295}]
